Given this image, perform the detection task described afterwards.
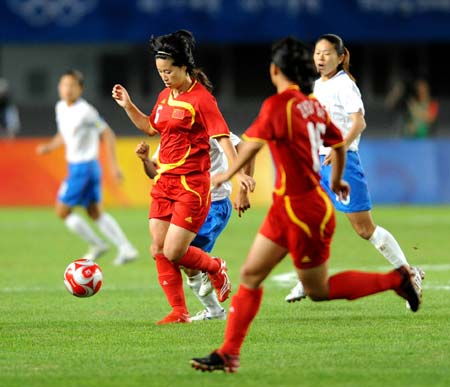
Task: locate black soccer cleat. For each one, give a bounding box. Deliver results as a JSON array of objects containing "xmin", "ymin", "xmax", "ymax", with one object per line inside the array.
[
  {"xmin": 395, "ymin": 265, "xmax": 422, "ymax": 312},
  {"xmin": 191, "ymin": 350, "xmax": 239, "ymax": 373}
]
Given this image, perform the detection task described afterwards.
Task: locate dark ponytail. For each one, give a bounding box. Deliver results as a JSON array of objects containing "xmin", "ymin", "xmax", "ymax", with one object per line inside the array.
[
  {"xmin": 316, "ymin": 34, "xmax": 355, "ymax": 82},
  {"xmin": 271, "ymin": 37, "xmax": 315, "ymax": 95},
  {"xmin": 150, "ymin": 29, "xmax": 213, "ymax": 92}
]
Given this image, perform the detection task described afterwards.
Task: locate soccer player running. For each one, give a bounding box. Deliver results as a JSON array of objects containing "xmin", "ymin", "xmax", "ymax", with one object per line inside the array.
[
  {"xmin": 112, "ymin": 30, "xmax": 254, "ymax": 324},
  {"xmin": 135, "ymin": 134, "xmax": 254, "ymax": 321},
  {"xmin": 285, "ymin": 34, "xmax": 424, "ymax": 304},
  {"xmin": 36, "ymin": 70, "xmax": 138, "ymax": 265},
  {"xmin": 190, "ymin": 36, "xmax": 421, "ymax": 373}
]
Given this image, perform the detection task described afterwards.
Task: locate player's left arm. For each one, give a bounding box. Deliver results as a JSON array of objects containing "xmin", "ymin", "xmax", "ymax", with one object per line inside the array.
[
  {"xmin": 101, "ymin": 127, "xmax": 123, "ymax": 182},
  {"xmin": 213, "ymin": 139, "xmax": 262, "ymax": 188},
  {"xmin": 216, "ymin": 135, "xmax": 255, "ymax": 193},
  {"xmin": 234, "ymin": 140, "xmax": 256, "ymax": 217}
]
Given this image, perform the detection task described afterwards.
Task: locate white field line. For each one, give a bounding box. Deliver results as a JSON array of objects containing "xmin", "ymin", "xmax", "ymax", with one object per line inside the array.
[{"xmin": 1, "ymin": 264, "xmax": 449, "ymax": 293}]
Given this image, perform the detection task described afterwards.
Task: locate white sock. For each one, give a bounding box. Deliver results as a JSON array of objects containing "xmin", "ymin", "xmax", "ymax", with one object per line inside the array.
[
  {"xmin": 187, "ymin": 273, "xmax": 223, "ymax": 314},
  {"xmin": 96, "ymin": 213, "xmax": 131, "ymax": 248},
  {"xmin": 369, "ymin": 225, "xmax": 408, "ymax": 268},
  {"xmin": 64, "ymin": 213, "xmax": 104, "ymax": 246}
]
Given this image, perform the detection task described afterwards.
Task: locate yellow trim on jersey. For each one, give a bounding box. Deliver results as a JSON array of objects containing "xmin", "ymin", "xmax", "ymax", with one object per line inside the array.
[
  {"xmin": 273, "ymin": 163, "xmax": 286, "ymax": 196},
  {"xmin": 156, "ymin": 145, "xmax": 192, "ymax": 177},
  {"xmin": 242, "ymin": 133, "xmax": 267, "ymax": 144},
  {"xmin": 180, "ymin": 175, "xmax": 202, "ymax": 206},
  {"xmin": 284, "ymin": 195, "xmax": 312, "ymax": 238},
  {"xmin": 286, "ymin": 97, "xmax": 296, "ymax": 140},
  {"xmin": 331, "ymin": 140, "xmax": 346, "ymax": 149},
  {"xmin": 168, "ymin": 93, "xmax": 196, "ymax": 126},
  {"xmin": 210, "ymin": 133, "xmax": 230, "ymax": 139},
  {"xmin": 316, "ymin": 186, "xmax": 333, "ymax": 238},
  {"xmin": 186, "ymin": 80, "xmax": 197, "ymax": 93}
]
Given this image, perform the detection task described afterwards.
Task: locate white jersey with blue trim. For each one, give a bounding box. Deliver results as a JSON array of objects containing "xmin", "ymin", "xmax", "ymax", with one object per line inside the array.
[
  {"xmin": 209, "ymin": 132, "xmax": 241, "ymax": 202},
  {"xmin": 55, "ymin": 98, "xmax": 108, "ymax": 163},
  {"xmin": 152, "ymin": 132, "xmax": 241, "ymax": 202},
  {"xmin": 313, "ymin": 70, "xmax": 365, "ymax": 155}
]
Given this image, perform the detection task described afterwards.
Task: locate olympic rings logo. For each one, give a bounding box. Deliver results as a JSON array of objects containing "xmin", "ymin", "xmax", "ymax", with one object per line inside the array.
[{"xmin": 7, "ymin": 0, "xmax": 99, "ymax": 27}]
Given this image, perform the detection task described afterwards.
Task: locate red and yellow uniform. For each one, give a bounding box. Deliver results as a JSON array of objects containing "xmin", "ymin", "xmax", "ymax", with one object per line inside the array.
[
  {"xmin": 244, "ymin": 85, "xmax": 344, "ymax": 268},
  {"xmin": 148, "ymin": 81, "xmax": 230, "ymax": 232}
]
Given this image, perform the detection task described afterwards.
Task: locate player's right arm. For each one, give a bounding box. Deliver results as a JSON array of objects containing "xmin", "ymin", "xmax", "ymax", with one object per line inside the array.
[
  {"xmin": 36, "ymin": 133, "xmax": 64, "ymax": 155},
  {"xmin": 112, "ymin": 84, "xmax": 157, "ymax": 136},
  {"xmin": 135, "ymin": 141, "xmax": 158, "ymax": 179}
]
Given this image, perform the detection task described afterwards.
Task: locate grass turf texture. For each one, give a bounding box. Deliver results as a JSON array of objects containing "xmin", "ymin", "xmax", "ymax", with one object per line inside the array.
[{"xmin": 0, "ymin": 206, "xmax": 449, "ymax": 387}]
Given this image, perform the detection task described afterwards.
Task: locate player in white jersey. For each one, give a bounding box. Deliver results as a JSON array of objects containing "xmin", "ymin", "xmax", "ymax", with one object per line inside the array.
[
  {"xmin": 135, "ymin": 132, "xmax": 253, "ymax": 320},
  {"xmin": 36, "ymin": 70, "xmax": 138, "ymax": 265},
  {"xmin": 285, "ymin": 34, "xmax": 424, "ymax": 304}
]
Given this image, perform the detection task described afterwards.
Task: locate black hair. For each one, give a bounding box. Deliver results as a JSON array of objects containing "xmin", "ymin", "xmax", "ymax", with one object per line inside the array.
[
  {"xmin": 316, "ymin": 34, "xmax": 355, "ymax": 81},
  {"xmin": 150, "ymin": 29, "xmax": 213, "ymax": 92},
  {"xmin": 61, "ymin": 69, "xmax": 85, "ymax": 87},
  {"xmin": 271, "ymin": 36, "xmax": 315, "ymax": 95}
]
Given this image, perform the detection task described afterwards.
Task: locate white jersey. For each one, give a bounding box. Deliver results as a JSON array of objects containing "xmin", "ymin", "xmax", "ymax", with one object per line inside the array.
[
  {"xmin": 55, "ymin": 98, "xmax": 108, "ymax": 163},
  {"xmin": 314, "ymin": 70, "xmax": 365, "ymax": 155},
  {"xmin": 152, "ymin": 132, "xmax": 241, "ymax": 202}
]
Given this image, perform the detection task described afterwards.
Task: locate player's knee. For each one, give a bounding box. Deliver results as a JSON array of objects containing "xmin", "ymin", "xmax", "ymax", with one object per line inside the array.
[
  {"xmin": 355, "ymin": 227, "xmax": 373, "ymax": 240},
  {"xmin": 163, "ymin": 246, "xmax": 184, "ymax": 262},
  {"xmin": 55, "ymin": 206, "xmax": 70, "ymax": 219},
  {"xmin": 150, "ymin": 244, "xmax": 163, "ymax": 258},
  {"xmin": 239, "ymin": 265, "xmax": 263, "ymax": 288},
  {"xmin": 303, "ymin": 284, "xmax": 328, "ymax": 301}
]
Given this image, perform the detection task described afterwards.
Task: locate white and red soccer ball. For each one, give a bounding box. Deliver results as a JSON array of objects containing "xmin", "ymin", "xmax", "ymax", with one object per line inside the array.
[{"xmin": 64, "ymin": 259, "xmax": 103, "ymax": 297}]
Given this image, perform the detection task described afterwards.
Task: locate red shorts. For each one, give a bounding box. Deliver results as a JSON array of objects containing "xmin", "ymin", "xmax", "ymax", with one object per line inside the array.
[
  {"xmin": 259, "ymin": 187, "xmax": 335, "ymax": 269},
  {"xmin": 149, "ymin": 173, "xmax": 211, "ymax": 233}
]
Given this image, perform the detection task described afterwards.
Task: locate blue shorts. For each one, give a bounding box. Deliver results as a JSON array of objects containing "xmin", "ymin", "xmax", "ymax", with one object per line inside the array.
[
  {"xmin": 320, "ymin": 151, "xmax": 372, "ymax": 213},
  {"xmin": 191, "ymin": 197, "xmax": 232, "ymax": 253},
  {"xmin": 58, "ymin": 160, "xmax": 102, "ymax": 208}
]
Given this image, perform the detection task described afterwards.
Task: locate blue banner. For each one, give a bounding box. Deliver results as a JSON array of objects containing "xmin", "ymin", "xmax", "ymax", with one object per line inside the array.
[
  {"xmin": 360, "ymin": 139, "xmax": 450, "ymax": 204},
  {"xmin": 1, "ymin": 0, "xmax": 450, "ymax": 43}
]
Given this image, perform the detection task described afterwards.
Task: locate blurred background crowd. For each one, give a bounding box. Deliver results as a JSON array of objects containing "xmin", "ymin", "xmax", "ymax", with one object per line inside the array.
[
  {"xmin": 0, "ymin": 0, "xmax": 448, "ymax": 139},
  {"xmin": 1, "ymin": 0, "xmax": 450, "ymax": 205}
]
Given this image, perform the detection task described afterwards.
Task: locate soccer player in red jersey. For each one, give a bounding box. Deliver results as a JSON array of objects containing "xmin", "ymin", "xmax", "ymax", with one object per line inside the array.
[
  {"xmin": 190, "ymin": 36, "xmax": 421, "ymax": 373},
  {"xmin": 112, "ymin": 30, "xmax": 254, "ymax": 325}
]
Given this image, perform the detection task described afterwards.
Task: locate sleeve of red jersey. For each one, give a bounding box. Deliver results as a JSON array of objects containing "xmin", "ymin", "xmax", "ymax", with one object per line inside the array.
[
  {"xmin": 148, "ymin": 90, "xmax": 167, "ymax": 132},
  {"xmin": 200, "ymin": 94, "xmax": 230, "ymax": 138},
  {"xmin": 323, "ymin": 118, "xmax": 345, "ymax": 149},
  {"xmin": 243, "ymin": 99, "xmax": 274, "ymax": 142}
]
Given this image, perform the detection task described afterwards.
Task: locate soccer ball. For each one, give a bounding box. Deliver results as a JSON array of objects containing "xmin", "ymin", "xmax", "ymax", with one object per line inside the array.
[{"xmin": 63, "ymin": 259, "xmax": 103, "ymax": 297}]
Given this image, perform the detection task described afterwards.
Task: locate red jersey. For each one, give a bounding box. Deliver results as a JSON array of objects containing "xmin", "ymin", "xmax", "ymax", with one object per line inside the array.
[
  {"xmin": 244, "ymin": 86, "xmax": 344, "ymax": 196},
  {"xmin": 149, "ymin": 81, "xmax": 230, "ymax": 175}
]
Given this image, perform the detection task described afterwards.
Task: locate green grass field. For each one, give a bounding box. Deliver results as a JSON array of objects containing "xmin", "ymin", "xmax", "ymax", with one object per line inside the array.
[{"xmin": 1, "ymin": 206, "xmax": 449, "ymax": 387}]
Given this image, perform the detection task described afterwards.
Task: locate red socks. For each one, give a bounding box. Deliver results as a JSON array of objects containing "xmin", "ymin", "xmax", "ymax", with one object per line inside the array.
[
  {"xmin": 154, "ymin": 253, "xmax": 187, "ymax": 314},
  {"xmin": 177, "ymin": 246, "xmax": 220, "ymax": 273},
  {"xmin": 220, "ymin": 285, "xmax": 263, "ymax": 356},
  {"xmin": 328, "ymin": 269, "xmax": 402, "ymax": 300}
]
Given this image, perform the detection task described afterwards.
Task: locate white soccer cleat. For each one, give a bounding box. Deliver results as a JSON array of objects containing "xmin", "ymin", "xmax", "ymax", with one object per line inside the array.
[
  {"xmin": 113, "ymin": 244, "xmax": 138, "ymax": 266},
  {"xmin": 285, "ymin": 281, "xmax": 306, "ymax": 303},
  {"xmin": 406, "ymin": 266, "xmax": 425, "ymax": 309},
  {"xmin": 198, "ymin": 272, "xmax": 213, "ymax": 297},
  {"xmin": 190, "ymin": 308, "xmax": 227, "ymax": 321},
  {"xmin": 82, "ymin": 243, "xmax": 109, "ymax": 261}
]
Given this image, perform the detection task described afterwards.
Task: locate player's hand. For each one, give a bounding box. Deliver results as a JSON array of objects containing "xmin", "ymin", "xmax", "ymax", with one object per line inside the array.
[
  {"xmin": 111, "ymin": 165, "xmax": 124, "ymax": 183},
  {"xmin": 235, "ymin": 172, "xmax": 256, "ymax": 193},
  {"xmin": 112, "ymin": 84, "xmax": 131, "ymax": 109},
  {"xmin": 323, "ymin": 152, "xmax": 332, "ymax": 166},
  {"xmin": 36, "ymin": 144, "xmax": 49, "ymax": 155},
  {"xmin": 234, "ymin": 190, "xmax": 251, "ymax": 217},
  {"xmin": 135, "ymin": 141, "xmax": 150, "ymax": 161},
  {"xmin": 331, "ymin": 179, "xmax": 350, "ymax": 201}
]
